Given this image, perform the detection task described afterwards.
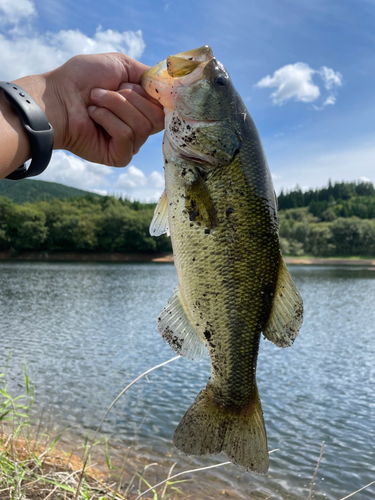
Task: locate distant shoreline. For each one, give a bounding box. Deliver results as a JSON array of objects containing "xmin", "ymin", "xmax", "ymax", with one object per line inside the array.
[
  {"xmin": 0, "ymin": 251, "xmax": 174, "ymax": 263},
  {"xmin": 1, "ymin": 251, "xmax": 375, "ymax": 266},
  {"xmin": 284, "ymin": 256, "xmax": 375, "ymax": 266}
]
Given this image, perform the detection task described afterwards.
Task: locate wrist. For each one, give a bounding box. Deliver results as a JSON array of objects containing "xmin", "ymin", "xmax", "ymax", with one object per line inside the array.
[
  {"xmin": 12, "ymin": 72, "xmax": 66, "ymax": 151},
  {"xmin": 0, "ymin": 86, "xmax": 31, "ymax": 178}
]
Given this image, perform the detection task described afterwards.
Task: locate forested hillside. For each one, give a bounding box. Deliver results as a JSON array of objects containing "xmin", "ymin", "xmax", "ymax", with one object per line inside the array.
[
  {"xmin": 0, "ymin": 195, "xmax": 171, "ymax": 255},
  {"xmin": 1, "ymin": 180, "xmax": 375, "ymax": 257},
  {"xmin": 0, "ymin": 179, "xmax": 101, "ymax": 204},
  {"xmin": 278, "ymin": 181, "xmax": 375, "ymax": 256},
  {"xmin": 278, "ymin": 180, "xmax": 375, "ymax": 219}
]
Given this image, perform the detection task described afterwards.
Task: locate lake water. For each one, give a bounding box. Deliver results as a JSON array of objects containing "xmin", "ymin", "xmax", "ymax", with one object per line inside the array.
[{"xmin": 0, "ymin": 262, "xmax": 374, "ymax": 499}]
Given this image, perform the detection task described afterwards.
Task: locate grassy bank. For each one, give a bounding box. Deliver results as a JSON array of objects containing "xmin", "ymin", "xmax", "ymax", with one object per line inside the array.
[{"xmin": 0, "ymin": 359, "xmax": 188, "ymax": 500}]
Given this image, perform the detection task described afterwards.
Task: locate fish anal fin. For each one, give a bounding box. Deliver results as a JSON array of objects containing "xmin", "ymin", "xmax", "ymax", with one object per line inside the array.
[
  {"xmin": 173, "ymin": 385, "xmax": 268, "ymax": 474},
  {"xmin": 185, "ymin": 172, "xmax": 217, "ymax": 229},
  {"xmin": 150, "ymin": 190, "xmax": 170, "ymax": 237},
  {"xmin": 158, "ymin": 287, "xmax": 208, "ymax": 360},
  {"xmin": 263, "ymin": 257, "xmax": 303, "ymax": 348}
]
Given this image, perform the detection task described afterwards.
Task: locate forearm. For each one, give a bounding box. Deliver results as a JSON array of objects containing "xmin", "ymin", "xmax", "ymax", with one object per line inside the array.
[{"xmin": 0, "ymin": 53, "xmax": 164, "ymax": 181}]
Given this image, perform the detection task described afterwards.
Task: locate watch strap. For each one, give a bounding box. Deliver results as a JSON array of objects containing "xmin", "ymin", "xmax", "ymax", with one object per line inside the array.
[{"xmin": 0, "ymin": 81, "xmax": 54, "ymax": 180}]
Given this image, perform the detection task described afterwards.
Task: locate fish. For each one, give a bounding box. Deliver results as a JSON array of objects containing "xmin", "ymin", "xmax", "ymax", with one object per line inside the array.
[{"xmin": 141, "ymin": 46, "xmax": 303, "ymax": 474}]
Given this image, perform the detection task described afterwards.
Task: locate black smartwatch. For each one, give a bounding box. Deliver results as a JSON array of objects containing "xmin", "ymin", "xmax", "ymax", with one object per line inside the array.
[{"xmin": 0, "ymin": 81, "xmax": 54, "ymax": 180}]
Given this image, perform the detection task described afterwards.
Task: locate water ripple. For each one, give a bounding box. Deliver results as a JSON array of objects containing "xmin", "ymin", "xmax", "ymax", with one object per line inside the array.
[{"xmin": 1, "ymin": 263, "xmax": 374, "ymax": 499}]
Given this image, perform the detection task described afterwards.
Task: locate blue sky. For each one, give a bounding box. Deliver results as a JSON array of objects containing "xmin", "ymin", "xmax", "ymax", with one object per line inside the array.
[{"xmin": 1, "ymin": 0, "xmax": 375, "ymax": 200}]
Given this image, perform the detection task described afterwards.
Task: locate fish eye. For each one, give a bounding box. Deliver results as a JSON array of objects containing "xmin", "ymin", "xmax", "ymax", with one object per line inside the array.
[{"xmin": 214, "ymin": 74, "xmax": 227, "ymax": 87}]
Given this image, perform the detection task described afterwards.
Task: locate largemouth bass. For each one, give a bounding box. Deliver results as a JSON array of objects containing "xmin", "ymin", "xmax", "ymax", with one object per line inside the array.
[{"xmin": 141, "ymin": 46, "xmax": 303, "ymax": 474}]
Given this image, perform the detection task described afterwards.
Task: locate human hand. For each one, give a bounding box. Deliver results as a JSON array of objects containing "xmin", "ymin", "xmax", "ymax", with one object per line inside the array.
[{"xmin": 14, "ymin": 53, "xmax": 165, "ymax": 167}]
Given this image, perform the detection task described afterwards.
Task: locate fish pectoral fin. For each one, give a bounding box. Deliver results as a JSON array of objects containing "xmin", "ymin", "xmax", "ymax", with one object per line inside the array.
[
  {"xmin": 158, "ymin": 286, "xmax": 208, "ymax": 360},
  {"xmin": 173, "ymin": 385, "xmax": 268, "ymax": 474},
  {"xmin": 185, "ymin": 172, "xmax": 217, "ymax": 229},
  {"xmin": 149, "ymin": 189, "xmax": 170, "ymax": 237},
  {"xmin": 263, "ymin": 257, "xmax": 304, "ymax": 348}
]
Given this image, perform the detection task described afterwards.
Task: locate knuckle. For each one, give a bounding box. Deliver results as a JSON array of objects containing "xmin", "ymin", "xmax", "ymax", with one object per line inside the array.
[
  {"xmin": 138, "ymin": 118, "xmax": 153, "ymax": 138},
  {"xmin": 121, "ymin": 126, "xmax": 135, "ymax": 143},
  {"xmin": 114, "ymin": 152, "xmax": 133, "ymax": 168}
]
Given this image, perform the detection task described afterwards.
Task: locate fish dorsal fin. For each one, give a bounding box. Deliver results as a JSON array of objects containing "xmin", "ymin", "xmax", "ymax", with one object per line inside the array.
[
  {"xmin": 262, "ymin": 258, "xmax": 303, "ymax": 348},
  {"xmin": 185, "ymin": 172, "xmax": 217, "ymax": 229},
  {"xmin": 150, "ymin": 190, "xmax": 170, "ymax": 236},
  {"xmin": 158, "ymin": 287, "xmax": 208, "ymax": 360}
]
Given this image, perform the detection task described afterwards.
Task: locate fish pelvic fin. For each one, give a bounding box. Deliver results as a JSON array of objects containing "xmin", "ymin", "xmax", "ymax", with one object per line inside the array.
[
  {"xmin": 185, "ymin": 172, "xmax": 217, "ymax": 229},
  {"xmin": 173, "ymin": 385, "xmax": 268, "ymax": 474},
  {"xmin": 158, "ymin": 286, "xmax": 208, "ymax": 360},
  {"xmin": 150, "ymin": 189, "xmax": 170, "ymax": 237},
  {"xmin": 263, "ymin": 257, "xmax": 303, "ymax": 348}
]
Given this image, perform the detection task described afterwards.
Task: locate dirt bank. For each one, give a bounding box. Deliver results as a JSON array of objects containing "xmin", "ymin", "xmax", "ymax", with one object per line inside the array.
[{"xmin": 283, "ymin": 256, "xmax": 375, "ymax": 266}]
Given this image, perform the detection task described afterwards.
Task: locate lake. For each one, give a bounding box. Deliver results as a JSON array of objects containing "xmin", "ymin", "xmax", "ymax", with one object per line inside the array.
[{"xmin": 0, "ymin": 262, "xmax": 374, "ymax": 499}]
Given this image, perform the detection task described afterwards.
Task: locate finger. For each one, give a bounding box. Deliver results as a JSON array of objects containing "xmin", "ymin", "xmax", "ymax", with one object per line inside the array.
[
  {"xmin": 118, "ymin": 83, "xmax": 164, "ymax": 115},
  {"xmin": 90, "ymin": 91, "xmax": 154, "ymax": 153},
  {"xmin": 117, "ymin": 54, "xmax": 149, "ymax": 84},
  {"xmin": 90, "ymin": 88, "xmax": 164, "ymax": 150},
  {"xmin": 117, "ymin": 87, "xmax": 164, "ymax": 133},
  {"xmin": 118, "ymin": 82, "xmax": 160, "ymax": 103},
  {"xmin": 87, "ymin": 105, "xmax": 134, "ymax": 167}
]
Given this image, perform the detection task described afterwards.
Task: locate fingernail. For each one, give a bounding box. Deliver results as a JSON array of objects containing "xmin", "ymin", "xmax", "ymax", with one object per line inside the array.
[
  {"xmin": 91, "ymin": 88, "xmax": 107, "ymax": 99},
  {"xmin": 88, "ymin": 105, "xmax": 97, "ymax": 113}
]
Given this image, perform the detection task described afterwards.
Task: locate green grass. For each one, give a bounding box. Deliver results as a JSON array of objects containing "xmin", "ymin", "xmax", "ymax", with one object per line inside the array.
[{"xmin": 0, "ymin": 356, "xmax": 187, "ymax": 500}]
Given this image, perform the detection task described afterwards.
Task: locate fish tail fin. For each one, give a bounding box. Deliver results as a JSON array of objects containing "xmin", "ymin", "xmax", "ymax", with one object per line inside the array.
[{"xmin": 173, "ymin": 385, "xmax": 268, "ymax": 473}]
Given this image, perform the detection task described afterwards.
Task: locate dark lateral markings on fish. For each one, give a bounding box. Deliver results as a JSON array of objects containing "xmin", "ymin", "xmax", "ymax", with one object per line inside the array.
[{"xmin": 141, "ymin": 45, "xmax": 303, "ymax": 474}]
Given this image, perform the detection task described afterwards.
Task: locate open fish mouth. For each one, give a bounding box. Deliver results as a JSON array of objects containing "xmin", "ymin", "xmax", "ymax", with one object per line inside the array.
[{"xmin": 141, "ymin": 45, "xmax": 214, "ymax": 109}]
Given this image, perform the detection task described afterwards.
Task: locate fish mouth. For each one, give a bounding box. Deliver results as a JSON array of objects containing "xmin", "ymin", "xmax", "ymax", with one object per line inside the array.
[{"xmin": 141, "ymin": 45, "xmax": 214, "ymax": 109}]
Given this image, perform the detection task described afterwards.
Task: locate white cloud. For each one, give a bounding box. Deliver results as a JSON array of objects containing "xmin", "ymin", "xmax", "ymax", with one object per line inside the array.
[
  {"xmin": 117, "ymin": 165, "xmax": 148, "ymax": 189},
  {"xmin": 38, "ymin": 151, "xmax": 113, "ymax": 191},
  {"xmin": 115, "ymin": 166, "xmax": 164, "ymax": 202},
  {"xmin": 256, "ymin": 62, "xmax": 320, "ymax": 105},
  {"xmin": 323, "ymin": 95, "xmax": 336, "ymax": 106},
  {"xmin": 0, "ymin": 0, "xmax": 145, "ymax": 80},
  {"xmin": 0, "ymin": 0, "xmax": 36, "ymax": 25},
  {"xmin": 256, "ymin": 62, "xmax": 342, "ymax": 107},
  {"xmin": 37, "ymin": 153, "xmax": 164, "ymax": 202},
  {"xmin": 319, "ymin": 66, "xmax": 342, "ymax": 90}
]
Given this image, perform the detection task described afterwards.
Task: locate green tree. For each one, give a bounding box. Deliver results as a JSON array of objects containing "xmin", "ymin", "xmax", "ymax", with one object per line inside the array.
[
  {"xmin": 7, "ymin": 203, "xmax": 48, "ymax": 251},
  {"xmin": 305, "ymin": 223, "xmax": 335, "ymax": 256},
  {"xmin": 0, "ymin": 196, "xmax": 15, "ymax": 249}
]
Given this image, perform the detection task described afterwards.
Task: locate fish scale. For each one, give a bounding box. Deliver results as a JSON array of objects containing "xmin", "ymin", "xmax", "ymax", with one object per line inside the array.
[
  {"xmin": 142, "ymin": 45, "xmax": 303, "ymax": 473},
  {"xmin": 166, "ymin": 151, "xmax": 280, "ymax": 408}
]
